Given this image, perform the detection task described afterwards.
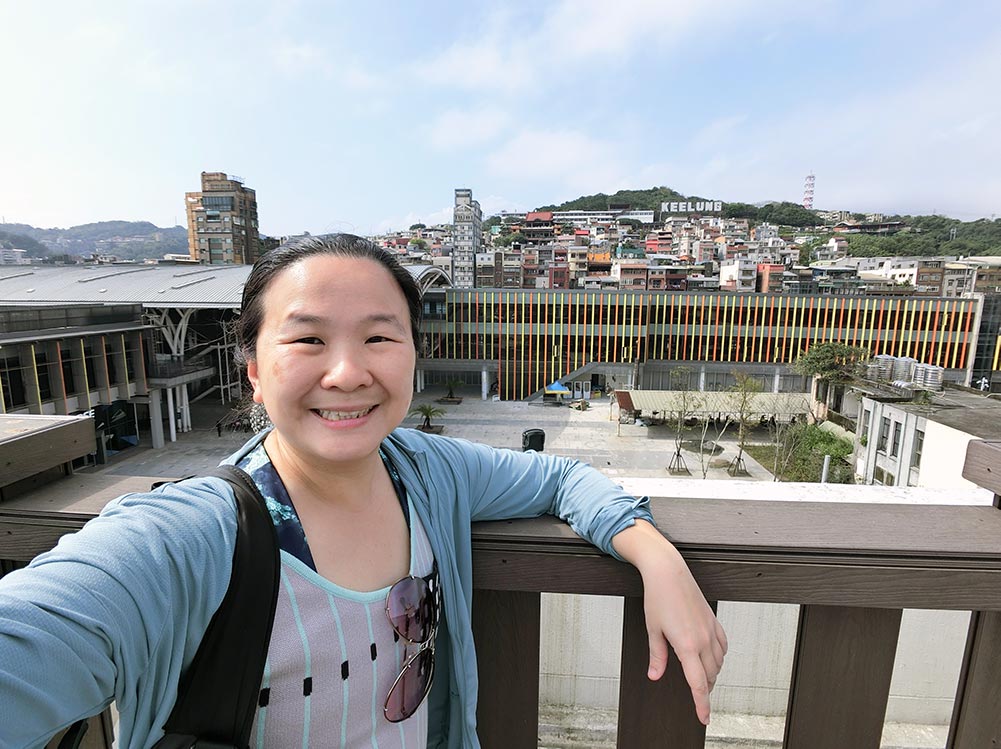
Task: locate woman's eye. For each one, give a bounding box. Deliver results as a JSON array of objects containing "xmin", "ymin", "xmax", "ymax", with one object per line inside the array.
[
  {"xmin": 367, "ymin": 335, "xmax": 393, "ymax": 344},
  {"xmin": 295, "ymin": 336, "xmax": 323, "ymax": 345}
]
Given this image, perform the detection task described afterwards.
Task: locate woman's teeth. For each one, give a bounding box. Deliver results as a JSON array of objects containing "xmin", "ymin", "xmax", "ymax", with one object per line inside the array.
[{"xmin": 315, "ymin": 406, "xmax": 374, "ymax": 421}]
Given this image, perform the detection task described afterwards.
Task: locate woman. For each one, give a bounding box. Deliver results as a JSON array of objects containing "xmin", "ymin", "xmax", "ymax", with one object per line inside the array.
[{"xmin": 0, "ymin": 234, "xmax": 725, "ymax": 748}]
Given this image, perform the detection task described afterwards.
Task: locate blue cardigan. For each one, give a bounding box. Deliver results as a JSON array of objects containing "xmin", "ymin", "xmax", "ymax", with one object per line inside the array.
[{"xmin": 0, "ymin": 428, "xmax": 652, "ymax": 749}]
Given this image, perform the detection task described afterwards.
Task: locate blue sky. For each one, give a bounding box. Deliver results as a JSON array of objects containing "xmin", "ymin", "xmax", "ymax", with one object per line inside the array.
[{"xmin": 1, "ymin": 0, "xmax": 998, "ymax": 236}]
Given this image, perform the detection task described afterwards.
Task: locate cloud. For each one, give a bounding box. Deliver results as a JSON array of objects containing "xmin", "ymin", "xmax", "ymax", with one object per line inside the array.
[
  {"xmin": 417, "ymin": 0, "xmax": 794, "ymax": 92},
  {"xmin": 486, "ymin": 129, "xmax": 628, "ymax": 194},
  {"xmin": 642, "ymin": 33, "xmax": 1001, "ymax": 217},
  {"xmin": 690, "ymin": 115, "xmax": 749, "ymax": 152},
  {"xmin": 272, "ymin": 40, "xmax": 335, "ymax": 76},
  {"xmin": 427, "ymin": 109, "xmax": 511, "ymax": 150}
]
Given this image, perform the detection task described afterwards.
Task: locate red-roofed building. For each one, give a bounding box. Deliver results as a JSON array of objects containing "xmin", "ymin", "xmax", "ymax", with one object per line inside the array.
[{"xmin": 523, "ymin": 212, "xmax": 556, "ymax": 245}]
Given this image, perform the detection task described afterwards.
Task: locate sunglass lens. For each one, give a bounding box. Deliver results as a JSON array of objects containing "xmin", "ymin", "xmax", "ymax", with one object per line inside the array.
[
  {"xmin": 387, "ymin": 576, "xmax": 430, "ymax": 642},
  {"xmin": 385, "ymin": 647, "xmax": 435, "ymax": 722}
]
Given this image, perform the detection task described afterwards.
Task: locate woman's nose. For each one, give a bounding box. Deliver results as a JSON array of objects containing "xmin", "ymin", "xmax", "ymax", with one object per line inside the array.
[{"xmin": 320, "ymin": 347, "xmax": 373, "ymax": 390}]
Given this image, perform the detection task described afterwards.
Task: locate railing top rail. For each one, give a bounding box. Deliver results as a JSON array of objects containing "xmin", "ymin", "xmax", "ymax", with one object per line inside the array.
[{"xmin": 473, "ymin": 497, "xmax": 1001, "ymax": 562}]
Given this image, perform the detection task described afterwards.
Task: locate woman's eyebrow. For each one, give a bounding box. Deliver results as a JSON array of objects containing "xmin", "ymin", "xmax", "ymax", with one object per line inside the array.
[
  {"xmin": 281, "ymin": 313, "xmax": 325, "ymax": 328},
  {"xmin": 364, "ymin": 313, "xmax": 409, "ymax": 332},
  {"xmin": 280, "ymin": 312, "xmax": 406, "ymax": 330}
]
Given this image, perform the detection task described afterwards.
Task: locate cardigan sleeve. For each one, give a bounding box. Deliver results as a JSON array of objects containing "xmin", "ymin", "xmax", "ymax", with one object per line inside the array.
[
  {"xmin": 0, "ymin": 477, "xmax": 238, "ymax": 749},
  {"xmin": 411, "ymin": 433, "xmax": 653, "ymax": 560}
]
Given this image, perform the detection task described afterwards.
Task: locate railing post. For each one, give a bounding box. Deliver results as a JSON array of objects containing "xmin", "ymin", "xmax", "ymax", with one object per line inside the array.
[
  {"xmin": 783, "ymin": 605, "xmax": 902, "ymax": 749},
  {"xmin": 616, "ymin": 596, "xmax": 707, "ymax": 748},
  {"xmin": 949, "ymin": 440, "xmax": 1001, "ymax": 747},
  {"xmin": 473, "ymin": 589, "xmax": 541, "ymax": 748}
]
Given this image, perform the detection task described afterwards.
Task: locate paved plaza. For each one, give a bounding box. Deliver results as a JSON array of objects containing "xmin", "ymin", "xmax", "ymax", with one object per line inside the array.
[{"xmin": 87, "ymin": 387, "xmax": 776, "ymax": 485}]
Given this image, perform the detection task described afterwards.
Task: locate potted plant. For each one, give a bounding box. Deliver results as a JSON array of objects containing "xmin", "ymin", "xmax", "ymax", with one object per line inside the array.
[
  {"xmin": 438, "ymin": 378, "xmax": 464, "ymax": 404},
  {"xmin": 410, "ymin": 404, "xmax": 446, "ymax": 434}
]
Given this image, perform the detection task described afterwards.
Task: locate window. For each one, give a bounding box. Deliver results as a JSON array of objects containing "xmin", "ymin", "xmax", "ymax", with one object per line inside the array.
[
  {"xmin": 912, "ymin": 429, "xmax": 924, "ymax": 467},
  {"xmin": 35, "ymin": 351, "xmax": 52, "ymax": 401},
  {"xmin": 873, "ymin": 466, "xmax": 895, "ymax": 486},
  {"xmin": 877, "ymin": 416, "xmax": 890, "ymax": 452},
  {"xmin": 861, "ymin": 409, "xmax": 871, "ymax": 437},
  {"xmin": 0, "ymin": 357, "xmax": 27, "ymax": 410},
  {"xmin": 890, "ymin": 422, "xmax": 901, "ymax": 457}
]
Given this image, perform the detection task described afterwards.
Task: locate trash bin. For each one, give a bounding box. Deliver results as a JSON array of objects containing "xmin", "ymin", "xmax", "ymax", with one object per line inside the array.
[{"xmin": 522, "ymin": 428, "xmax": 545, "ymax": 452}]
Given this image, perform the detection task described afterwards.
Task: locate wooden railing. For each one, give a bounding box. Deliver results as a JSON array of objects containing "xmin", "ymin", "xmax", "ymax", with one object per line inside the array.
[
  {"xmin": 471, "ymin": 439, "xmax": 1001, "ymax": 748},
  {"xmin": 1, "ymin": 443, "xmax": 999, "ymax": 748}
]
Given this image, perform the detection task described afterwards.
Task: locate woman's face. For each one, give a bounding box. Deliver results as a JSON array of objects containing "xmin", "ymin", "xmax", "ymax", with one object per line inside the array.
[{"xmin": 247, "ymin": 254, "xmax": 416, "ymax": 469}]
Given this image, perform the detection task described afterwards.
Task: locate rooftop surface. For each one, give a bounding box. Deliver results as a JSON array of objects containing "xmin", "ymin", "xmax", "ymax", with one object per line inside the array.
[{"xmin": 873, "ymin": 386, "xmax": 1001, "ymax": 441}]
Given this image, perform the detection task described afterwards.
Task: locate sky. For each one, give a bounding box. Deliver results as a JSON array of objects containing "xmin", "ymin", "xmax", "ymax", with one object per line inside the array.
[{"xmin": 1, "ymin": 0, "xmax": 999, "ymax": 236}]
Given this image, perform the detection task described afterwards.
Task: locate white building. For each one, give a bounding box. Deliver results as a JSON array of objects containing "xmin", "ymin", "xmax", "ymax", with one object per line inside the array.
[
  {"xmin": 854, "ymin": 386, "xmax": 1000, "ymax": 503},
  {"xmin": 719, "ymin": 257, "xmax": 757, "ymax": 292},
  {"xmin": 0, "ymin": 248, "xmax": 30, "ymax": 265}
]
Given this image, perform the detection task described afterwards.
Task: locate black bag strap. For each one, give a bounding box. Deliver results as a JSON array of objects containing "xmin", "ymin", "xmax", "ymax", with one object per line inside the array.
[{"xmin": 151, "ymin": 464, "xmax": 280, "ymax": 749}]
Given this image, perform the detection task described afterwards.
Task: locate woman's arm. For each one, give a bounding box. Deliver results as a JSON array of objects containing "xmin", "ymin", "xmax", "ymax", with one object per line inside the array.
[
  {"xmin": 0, "ymin": 477, "xmax": 237, "ymax": 748},
  {"xmin": 612, "ymin": 519, "xmax": 727, "ymax": 725}
]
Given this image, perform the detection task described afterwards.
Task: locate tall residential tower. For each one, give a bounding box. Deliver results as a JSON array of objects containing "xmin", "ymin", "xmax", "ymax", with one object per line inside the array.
[
  {"xmin": 185, "ymin": 172, "xmax": 260, "ymax": 264},
  {"xmin": 452, "ymin": 188, "xmax": 482, "ymax": 288}
]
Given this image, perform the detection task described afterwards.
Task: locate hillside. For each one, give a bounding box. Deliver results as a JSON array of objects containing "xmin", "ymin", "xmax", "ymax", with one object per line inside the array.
[
  {"xmin": 536, "ymin": 187, "xmax": 820, "ymax": 227},
  {"xmin": 0, "ymin": 221, "xmax": 188, "ymax": 260}
]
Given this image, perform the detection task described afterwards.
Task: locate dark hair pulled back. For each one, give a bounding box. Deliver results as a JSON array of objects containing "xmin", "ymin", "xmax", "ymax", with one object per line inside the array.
[{"xmin": 235, "ymin": 233, "xmax": 423, "ymax": 362}]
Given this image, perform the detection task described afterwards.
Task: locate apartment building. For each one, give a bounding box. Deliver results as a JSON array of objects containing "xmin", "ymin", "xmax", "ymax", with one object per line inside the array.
[
  {"xmin": 184, "ymin": 172, "xmax": 260, "ymax": 264},
  {"xmin": 452, "ymin": 189, "xmax": 482, "ymax": 288},
  {"xmin": 719, "ymin": 258, "xmax": 757, "ymax": 292}
]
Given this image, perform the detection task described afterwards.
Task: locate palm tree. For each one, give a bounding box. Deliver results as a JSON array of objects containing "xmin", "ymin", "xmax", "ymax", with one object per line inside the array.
[
  {"xmin": 445, "ymin": 378, "xmax": 463, "ymax": 400},
  {"xmin": 410, "ymin": 404, "xmax": 445, "ymax": 430}
]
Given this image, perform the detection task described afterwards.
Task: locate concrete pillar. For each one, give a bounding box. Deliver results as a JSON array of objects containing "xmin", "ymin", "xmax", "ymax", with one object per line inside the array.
[
  {"xmin": 166, "ymin": 387, "xmax": 177, "ymax": 443},
  {"xmin": 43, "ymin": 341, "xmax": 68, "ymax": 414},
  {"xmin": 181, "ymin": 384, "xmax": 191, "ymax": 432},
  {"xmin": 149, "ymin": 389, "xmax": 165, "ymax": 449},
  {"xmin": 481, "ymin": 368, "xmax": 489, "ymax": 400},
  {"xmin": 773, "ymin": 369, "xmax": 782, "ymax": 393},
  {"xmin": 21, "ymin": 344, "xmax": 43, "ymax": 414},
  {"xmin": 699, "ymin": 365, "xmax": 707, "ymax": 392}
]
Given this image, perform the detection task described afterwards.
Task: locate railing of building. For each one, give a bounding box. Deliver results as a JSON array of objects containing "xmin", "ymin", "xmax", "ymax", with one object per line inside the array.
[
  {"xmin": 471, "ymin": 439, "xmax": 1001, "ymax": 748},
  {"xmin": 0, "ymin": 442, "xmax": 998, "ymax": 748}
]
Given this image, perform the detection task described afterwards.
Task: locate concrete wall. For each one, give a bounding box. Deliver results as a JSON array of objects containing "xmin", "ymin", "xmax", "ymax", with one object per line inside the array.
[
  {"xmin": 539, "ymin": 595, "xmax": 970, "ymax": 724},
  {"xmin": 919, "ymin": 420, "xmax": 988, "ymax": 497}
]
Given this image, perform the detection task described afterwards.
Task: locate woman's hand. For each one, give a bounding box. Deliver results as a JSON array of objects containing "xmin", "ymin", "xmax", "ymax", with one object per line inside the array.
[{"xmin": 612, "ymin": 519, "xmax": 727, "ymax": 725}]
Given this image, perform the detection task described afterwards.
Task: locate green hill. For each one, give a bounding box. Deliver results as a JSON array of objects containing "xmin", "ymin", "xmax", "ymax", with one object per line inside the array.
[
  {"xmin": 0, "ymin": 221, "xmax": 188, "ymax": 260},
  {"xmin": 535, "ymin": 187, "xmax": 821, "ymax": 227}
]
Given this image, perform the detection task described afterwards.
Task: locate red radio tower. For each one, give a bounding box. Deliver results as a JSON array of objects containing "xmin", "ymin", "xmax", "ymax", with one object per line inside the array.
[{"xmin": 803, "ymin": 173, "xmax": 815, "ymax": 210}]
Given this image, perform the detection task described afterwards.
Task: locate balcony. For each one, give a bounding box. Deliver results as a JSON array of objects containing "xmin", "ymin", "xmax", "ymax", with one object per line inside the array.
[{"xmin": 0, "ymin": 429, "xmax": 998, "ymax": 748}]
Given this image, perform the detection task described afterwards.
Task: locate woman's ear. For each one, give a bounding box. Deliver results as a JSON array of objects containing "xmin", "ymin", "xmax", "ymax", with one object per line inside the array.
[{"xmin": 247, "ymin": 360, "xmax": 265, "ymax": 404}]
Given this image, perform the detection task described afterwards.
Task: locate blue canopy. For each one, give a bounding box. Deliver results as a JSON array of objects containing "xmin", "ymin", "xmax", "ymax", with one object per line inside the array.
[{"xmin": 544, "ymin": 381, "xmax": 571, "ymax": 393}]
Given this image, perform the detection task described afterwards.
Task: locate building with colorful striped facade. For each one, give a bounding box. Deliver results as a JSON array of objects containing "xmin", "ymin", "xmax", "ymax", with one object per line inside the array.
[{"xmin": 418, "ymin": 289, "xmax": 1001, "ymax": 400}]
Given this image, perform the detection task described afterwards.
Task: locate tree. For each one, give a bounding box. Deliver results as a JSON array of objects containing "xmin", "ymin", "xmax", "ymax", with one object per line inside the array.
[
  {"xmin": 495, "ymin": 232, "xmax": 525, "ymax": 247},
  {"xmin": 409, "ymin": 223, "xmax": 426, "ymax": 230},
  {"xmin": 794, "ymin": 342, "xmax": 868, "ymax": 383},
  {"xmin": 444, "ymin": 378, "xmax": 463, "ymax": 399},
  {"xmin": 410, "ymin": 404, "xmax": 445, "ymax": 430},
  {"xmin": 727, "ymin": 372, "xmax": 763, "ymax": 477},
  {"xmin": 409, "ymin": 238, "xmax": 428, "ymax": 251},
  {"xmin": 769, "ymin": 423, "xmax": 854, "ymax": 483},
  {"xmin": 668, "ymin": 367, "xmax": 701, "ymax": 475}
]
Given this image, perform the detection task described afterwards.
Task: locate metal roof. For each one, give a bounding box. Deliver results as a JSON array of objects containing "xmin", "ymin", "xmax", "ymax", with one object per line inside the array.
[
  {"xmin": 0, "ymin": 263, "xmax": 452, "ymax": 309},
  {"xmin": 616, "ymin": 389, "xmax": 813, "ymax": 417}
]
